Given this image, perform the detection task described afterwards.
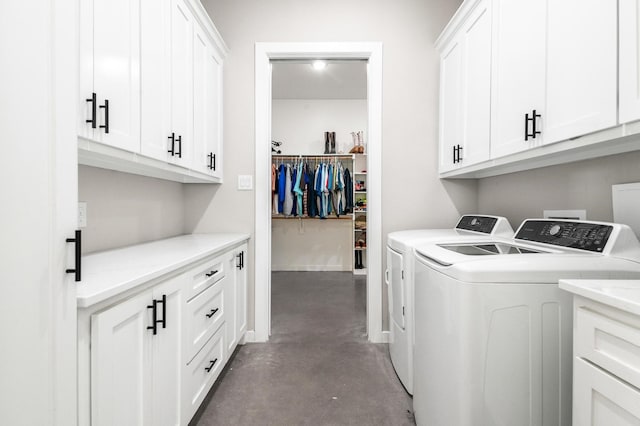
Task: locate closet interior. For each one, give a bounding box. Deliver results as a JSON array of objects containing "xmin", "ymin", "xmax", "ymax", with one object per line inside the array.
[{"xmin": 270, "ymin": 59, "xmax": 368, "ymax": 274}]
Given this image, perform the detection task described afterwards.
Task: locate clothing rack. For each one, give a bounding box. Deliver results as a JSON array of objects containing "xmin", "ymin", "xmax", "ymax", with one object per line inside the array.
[{"xmin": 271, "ymin": 154, "xmax": 355, "ymax": 220}]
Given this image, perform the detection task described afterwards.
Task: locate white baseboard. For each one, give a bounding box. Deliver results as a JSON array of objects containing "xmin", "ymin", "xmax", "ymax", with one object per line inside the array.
[
  {"xmin": 243, "ymin": 330, "xmax": 256, "ymax": 343},
  {"xmin": 380, "ymin": 330, "xmax": 390, "ymax": 343},
  {"xmin": 272, "ymin": 265, "xmax": 351, "ymax": 272}
]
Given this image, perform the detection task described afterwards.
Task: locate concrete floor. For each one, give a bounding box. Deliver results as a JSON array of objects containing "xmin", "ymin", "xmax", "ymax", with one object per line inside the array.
[{"xmin": 192, "ymin": 271, "xmax": 414, "ymax": 426}]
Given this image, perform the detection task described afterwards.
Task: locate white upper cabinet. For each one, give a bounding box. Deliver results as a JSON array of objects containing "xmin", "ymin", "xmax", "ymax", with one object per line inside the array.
[
  {"xmin": 544, "ymin": 0, "xmax": 617, "ymax": 145},
  {"xmin": 437, "ymin": 0, "xmax": 627, "ymax": 178},
  {"xmin": 193, "ymin": 26, "xmax": 224, "ymax": 178},
  {"xmin": 490, "ymin": 0, "xmax": 546, "ymax": 159},
  {"xmin": 140, "ymin": 0, "xmax": 172, "ymax": 161},
  {"xmin": 620, "ymin": 0, "xmax": 640, "ymax": 124},
  {"xmin": 79, "ymin": 0, "xmax": 141, "ymax": 153},
  {"xmin": 80, "ymin": 0, "xmax": 227, "ymax": 183},
  {"xmin": 438, "ymin": 39, "xmax": 462, "ymax": 173},
  {"xmin": 437, "ymin": 0, "xmax": 491, "ymax": 173},
  {"xmin": 170, "ymin": 0, "xmax": 195, "ymax": 168}
]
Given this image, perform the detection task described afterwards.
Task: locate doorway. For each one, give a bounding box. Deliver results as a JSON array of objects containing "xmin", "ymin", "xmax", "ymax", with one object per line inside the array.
[{"xmin": 254, "ymin": 42, "xmax": 383, "ymax": 343}]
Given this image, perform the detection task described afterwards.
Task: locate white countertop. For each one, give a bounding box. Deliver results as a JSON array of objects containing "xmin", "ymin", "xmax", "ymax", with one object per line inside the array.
[
  {"xmin": 559, "ymin": 279, "xmax": 640, "ymax": 316},
  {"xmin": 77, "ymin": 233, "xmax": 249, "ymax": 308}
]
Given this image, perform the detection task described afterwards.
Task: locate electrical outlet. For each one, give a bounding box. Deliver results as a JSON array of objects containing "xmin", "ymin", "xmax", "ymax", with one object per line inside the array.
[{"xmin": 78, "ymin": 202, "xmax": 87, "ymax": 228}]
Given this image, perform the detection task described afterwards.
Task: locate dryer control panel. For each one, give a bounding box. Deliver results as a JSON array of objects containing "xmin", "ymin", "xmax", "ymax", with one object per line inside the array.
[
  {"xmin": 456, "ymin": 216, "xmax": 498, "ymax": 234},
  {"xmin": 515, "ymin": 220, "xmax": 613, "ymax": 253}
]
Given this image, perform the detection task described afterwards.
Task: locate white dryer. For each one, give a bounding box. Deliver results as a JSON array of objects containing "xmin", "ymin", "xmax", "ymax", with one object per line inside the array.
[
  {"xmin": 412, "ymin": 219, "xmax": 640, "ymax": 426},
  {"xmin": 386, "ymin": 215, "xmax": 513, "ymax": 394}
]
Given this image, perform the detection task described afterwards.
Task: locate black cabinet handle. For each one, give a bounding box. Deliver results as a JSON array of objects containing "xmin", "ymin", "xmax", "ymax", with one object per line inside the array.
[
  {"xmin": 157, "ymin": 294, "xmax": 166, "ymax": 329},
  {"xmin": 205, "ymin": 270, "xmax": 218, "ymax": 277},
  {"xmin": 525, "ymin": 109, "xmax": 542, "ymax": 141},
  {"xmin": 212, "ymin": 153, "xmax": 216, "ymax": 170},
  {"xmin": 236, "ymin": 252, "xmax": 242, "ymax": 269},
  {"xmin": 168, "ymin": 133, "xmax": 175, "ymax": 156},
  {"xmin": 176, "ymin": 135, "xmax": 182, "ymax": 158},
  {"xmin": 456, "ymin": 145, "xmax": 463, "ymax": 163},
  {"xmin": 205, "ymin": 308, "xmax": 219, "ymax": 319},
  {"xmin": 86, "ymin": 93, "xmax": 97, "ymax": 129},
  {"xmin": 452, "ymin": 145, "xmax": 456, "ymax": 164},
  {"xmin": 204, "ymin": 358, "xmax": 218, "ymax": 373},
  {"xmin": 99, "ymin": 99, "xmax": 109, "ymax": 134},
  {"xmin": 207, "ymin": 152, "xmax": 216, "ymax": 170},
  {"xmin": 147, "ymin": 300, "xmax": 157, "ymax": 335},
  {"xmin": 65, "ymin": 230, "xmax": 82, "ymax": 282},
  {"xmin": 241, "ymin": 251, "xmax": 244, "ymax": 269}
]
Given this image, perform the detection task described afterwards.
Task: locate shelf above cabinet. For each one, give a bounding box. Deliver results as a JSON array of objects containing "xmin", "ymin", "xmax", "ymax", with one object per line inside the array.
[{"xmin": 79, "ymin": 138, "xmax": 221, "ymax": 183}]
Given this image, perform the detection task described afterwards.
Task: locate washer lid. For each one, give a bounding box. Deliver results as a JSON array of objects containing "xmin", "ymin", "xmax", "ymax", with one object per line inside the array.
[{"xmin": 387, "ymin": 215, "xmax": 514, "ymax": 252}]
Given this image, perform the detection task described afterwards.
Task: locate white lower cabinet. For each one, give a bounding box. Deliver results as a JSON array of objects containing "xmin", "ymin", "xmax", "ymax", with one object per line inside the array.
[
  {"xmin": 90, "ymin": 275, "xmax": 183, "ymax": 426},
  {"xmin": 571, "ymin": 297, "xmax": 640, "ymax": 425},
  {"xmin": 573, "ymin": 358, "xmax": 640, "ymax": 426},
  {"xmin": 80, "ymin": 237, "xmax": 249, "ymax": 425},
  {"xmin": 225, "ymin": 244, "xmax": 248, "ymax": 356}
]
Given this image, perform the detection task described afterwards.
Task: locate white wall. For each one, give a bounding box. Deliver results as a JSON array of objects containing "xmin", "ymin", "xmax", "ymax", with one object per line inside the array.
[
  {"xmin": 477, "ymin": 150, "xmax": 640, "ymax": 228},
  {"xmin": 271, "ymin": 99, "xmax": 365, "ymax": 271},
  {"xmin": 79, "ymin": 166, "xmax": 185, "ymax": 253},
  {"xmin": 186, "ymin": 0, "xmax": 470, "ymax": 332},
  {"xmin": 272, "ymin": 99, "xmax": 367, "ymax": 155}
]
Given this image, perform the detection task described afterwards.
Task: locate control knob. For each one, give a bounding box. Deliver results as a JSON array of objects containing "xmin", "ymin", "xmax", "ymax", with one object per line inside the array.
[{"xmin": 549, "ymin": 224, "xmax": 562, "ymax": 237}]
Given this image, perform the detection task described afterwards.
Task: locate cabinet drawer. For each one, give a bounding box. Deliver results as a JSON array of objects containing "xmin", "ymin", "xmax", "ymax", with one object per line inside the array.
[
  {"xmin": 186, "ymin": 255, "xmax": 226, "ymax": 301},
  {"xmin": 185, "ymin": 279, "xmax": 224, "ymax": 364},
  {"xmin": 573, "ymin": 357, "xmax": 640, "ymax": 426},
  {"xmin": 183, "ymin": 326, "xmax": 225, "ymax": 422},
  {"xmin": 575, "ymin": 306, "xmax": 640, "ymax": 389}
]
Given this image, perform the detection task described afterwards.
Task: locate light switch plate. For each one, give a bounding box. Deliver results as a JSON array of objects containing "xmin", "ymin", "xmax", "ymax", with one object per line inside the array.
[
  {"xmin": 78, "ymin": 202, "xmax": 87, "ymax": 228},
  {"xmin": 238, "ymin": 175, "xmax": 253, "ymax": 191}
]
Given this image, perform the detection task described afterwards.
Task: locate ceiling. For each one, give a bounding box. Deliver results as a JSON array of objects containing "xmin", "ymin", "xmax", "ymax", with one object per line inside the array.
[{"xmin": 271, "ymin": 60, "xmax": 367, "ymax": 100}]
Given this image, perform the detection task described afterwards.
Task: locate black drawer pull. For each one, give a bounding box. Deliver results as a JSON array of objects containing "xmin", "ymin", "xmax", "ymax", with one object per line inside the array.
[
  {"xmin": 65, "ymin": 230, "xmax": 82, "ymax": 282},
  {"xmin": 176, "ymin": 135, "xmax": 182, "ymax": 158},
  {"xmin": 205, "ymin": 270, "xmax": 218, "ymax": 277},
  {"xmin": 205, "ymin": 308, "xmax": 219, "ymax": 319},
  {"xmin": 205, "ymin": 358, "xmax": 218, "ymax": 373},
  {"xmin": 99, "ymin": 99, "xmax": 109, "ymax": 133},
  {"xmin": 157, "ymin": 294, "xmax": 166, "ymax": 329},
  {"xmin": 168, "ymin": 133, "xmax": 175, "ymax": 156},
  {"xmin": 147, "ymin": 300, "xmax": 157, "ymax": 335},
  {"xmin": 86, "ymin": 93, "xmax": 97, "ymax": 128}
]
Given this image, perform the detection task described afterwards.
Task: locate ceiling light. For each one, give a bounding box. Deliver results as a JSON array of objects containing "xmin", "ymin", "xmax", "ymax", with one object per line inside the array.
[{"xmin": 311, "ymin": 60, "xmax": 327, "ymax": 71}]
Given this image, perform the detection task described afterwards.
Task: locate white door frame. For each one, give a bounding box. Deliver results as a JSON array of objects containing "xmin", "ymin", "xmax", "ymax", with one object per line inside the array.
[{"xmin": 254, "ymin": 42, "xmax": 384, "ymax": 343}]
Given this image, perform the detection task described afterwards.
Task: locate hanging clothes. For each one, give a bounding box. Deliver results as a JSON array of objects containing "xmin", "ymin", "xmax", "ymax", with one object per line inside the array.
[
  {"xmin": 293, "ymin": 160, "xmax": 304, "ymax": 216},
  {"xmin": 278, "ymin": 163, "xmax": 286, "ymax": 214},
  {"xmin": 344, "ymin": 167, "xmax": 353, "ymax": 213},
  {"xmin": 284, "ymin": 164, "xmax": 293, "ymax": 216},
  {"xmin": 272, "ymin": 164, "xmax": 278, "ymax": 214}
]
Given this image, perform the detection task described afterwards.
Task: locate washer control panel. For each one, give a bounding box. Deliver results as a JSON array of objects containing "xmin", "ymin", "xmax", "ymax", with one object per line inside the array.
[
  {"xmin": 515, "ymin": 220, "xmax": 613, "ymax": 252},
  {"xmin": 456, "ymin": 216, "xmax": 498, "ymax": 234}
]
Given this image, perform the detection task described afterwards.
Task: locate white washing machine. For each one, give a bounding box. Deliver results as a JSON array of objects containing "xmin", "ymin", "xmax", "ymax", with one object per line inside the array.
[
  {"xmin": 386, "ymin": 215, "xmax": 513, "ymax": 395},
  {"xmin": 412, "ymin": 219, "xmax": 640, "ymax": 426}
]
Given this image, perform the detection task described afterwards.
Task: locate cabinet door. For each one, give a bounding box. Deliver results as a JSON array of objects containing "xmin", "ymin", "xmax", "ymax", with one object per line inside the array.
[
  {"xmin": 438, "ymin": 38, "xmax": 463, "ymax": 173},
  {"xmin": 140, "ymin": 0, "xmax": 172, "ymax": 161},
  {"xmin": 573, "ymin": 357, "xmax": 640, "ymax": 426},
  {"xmin": 236, "ymin": 245, "xmax": 248, "ymax": 339},
  {"xmin": 91, "ymin": 291, "xmax": 153, "ymax": 426},
  {"xmin": 387, "ymin": 247, "xmax": 405, "ymax": 329},
  {"xmin": 193, "ymin": 28, "xmax": 223, "ymax": 178},
  {"xmin": 92, "ymin": 0, "xmax": 141, "ymax": 152},
  {"xmin": 169, "ymin": 0, "xmax": 194, "ymax": 167},
  {"xmin": 459, "ymin": 0, "xmax": 491, "ymax": 167},
  {"xmin": 225, "ymin": 252, "xmax": 237, "ymax": 355},
  {"xmin": 151, "ymin": 277, "xmax": 184, "ymax": 426},
  {"xmin": 620, "ymin": 0, "xmax": 640, "ymax": 124},
  {"xmin": 490, "ymin": 0, "xmax": 546, "ymax": 159},
  {"xmin": 544, "ymin": 0, "xmax": 617, "ymax": 144}
]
